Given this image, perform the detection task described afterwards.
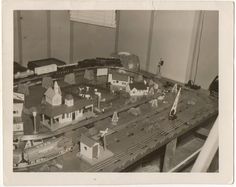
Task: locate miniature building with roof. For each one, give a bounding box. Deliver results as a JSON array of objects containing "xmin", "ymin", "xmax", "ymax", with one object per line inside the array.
[
  {"xmin": 80, "ymin": 134, "xmax": 100, "ymax": 160},
  {"xmin": 44, "ymin": 81, "xmax": 62, "ymax": 106},
  {"xmin": 13, "ymin": 93, "xmax": 24, "ymax": 135},
  {"xmin": 41, "ymin": 90, "xmax": 94, "ymax": 131},
  {"xmin": 126, "ymin": 81, "xmax": 149, "ymax": 96},
  {"xmin": 108, "ymin": 72, "xmax": 130, "ymax": 88}
]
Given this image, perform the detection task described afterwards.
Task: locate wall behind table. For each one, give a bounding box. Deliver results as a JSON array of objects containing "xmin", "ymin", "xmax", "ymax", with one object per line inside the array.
[
  {"xmin": 194, "ymin": 11, "xmax": 218, "ymax": 89},
  {"xmin": 20, "ymin": 11, "xmax": 48, "ymax": 67},
  {"xmin": 72, "ymin": 21, "xmax": 116, "ymax": 63},
  {"xmin": 50, "ymin": 11, "xmax": 70, "ymax": 63},
  {"xmin": 148, "ymin": 11, "xmax": 198, "ymax": 83},
  {"xmin": 118, "ymin": 10, "xmax": 152, "ymax": 70},
  {"xmin": 14, "ymin": 10, "xmax": 116, "ymax": 65},
  {"xmin": 14, "ymin": 12, "xmax": 20, "ymax": 63},
  {"xmin": 13, "ymin": 10, "xmax": 218, "ymax": 89}
]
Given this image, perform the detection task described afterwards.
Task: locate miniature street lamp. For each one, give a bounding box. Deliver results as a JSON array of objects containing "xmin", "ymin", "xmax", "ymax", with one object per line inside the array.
[
  {"xmin": 31, "ymin": 107, "xmax": 38, "ymax": 134},
  {"xmin": 156, "ymin": 58, "xmax": 164, "ymax": 78},
  {"xmin": 95, "ymin": 91, "xmax": 101, "ymax": 111}
]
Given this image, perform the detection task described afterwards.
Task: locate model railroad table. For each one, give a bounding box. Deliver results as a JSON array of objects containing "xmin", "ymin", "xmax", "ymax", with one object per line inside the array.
[{"xmin": 13, "ymin": 67, "xmax": 218, "ymax": 172}]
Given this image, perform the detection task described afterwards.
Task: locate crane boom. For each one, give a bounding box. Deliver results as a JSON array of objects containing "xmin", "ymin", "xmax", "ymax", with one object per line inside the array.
[{"xmin": 169, "ymin": 88, "xmax": 181, "ymax": 120}]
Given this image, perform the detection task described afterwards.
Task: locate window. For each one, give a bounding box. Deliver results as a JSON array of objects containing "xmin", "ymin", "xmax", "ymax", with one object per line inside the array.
[{"xmin": 70, "ymin": 10, "xmax": 116, "ymax": 28}]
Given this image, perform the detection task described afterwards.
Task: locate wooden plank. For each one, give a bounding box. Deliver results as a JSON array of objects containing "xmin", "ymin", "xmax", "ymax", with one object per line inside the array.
[
  {"xmin": 168, "ymin": 148, "xmax": 201, "ymax": 172},
  {"xmin": 195, "ymin": 127, "xmax": 210, "ymax": 138},
  {"xmin": 162, "ymin": 138, "xmax": 177, "ymax": 172}
]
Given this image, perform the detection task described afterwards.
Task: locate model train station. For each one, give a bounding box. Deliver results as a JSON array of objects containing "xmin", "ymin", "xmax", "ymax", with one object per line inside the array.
[{"xmin": 41, "ymin": 81, "xmax": 94, "ymax": 131}]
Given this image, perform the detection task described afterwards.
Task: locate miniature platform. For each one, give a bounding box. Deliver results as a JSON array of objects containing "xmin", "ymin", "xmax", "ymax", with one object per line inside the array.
[{"xmin": 77, "ymin": 147, "xmax": 114, "ymax": 166}]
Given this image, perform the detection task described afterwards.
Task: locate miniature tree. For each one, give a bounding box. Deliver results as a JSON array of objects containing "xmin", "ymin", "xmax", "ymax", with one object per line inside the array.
[
  {"xmin": 111, "ymin": 111, "xmax": 119, "ymax": 125},
  {"xmin": 64, "ymin": 73, "xmax": 76, "ymax": 85},
  {"xmin": 42, "ymin": 77, "xmax": 53, "ymax": 89},
  {"xmin": 84, "ymin": 70, "xmax": 94, "ymax": 81},
  {"xmin": 17, "ymin": 83, "xmax": 29, "ymax": 96}
]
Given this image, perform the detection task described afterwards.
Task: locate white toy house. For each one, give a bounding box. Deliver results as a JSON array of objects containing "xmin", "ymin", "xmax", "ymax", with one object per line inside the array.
[
  {"xmin": 126, "ymin": 82, "xmax": 149, "ymax": 96},
  {"xmin": 80, "ymin": 134, "xmax": 100, "ymax": 160},
  {"xmin": 108, "ymin": 72, "xmax": 130, "ymax": 88},
  {"xmin": 44, "ymin": 81, "xmax": 62, "ymax": 106}
]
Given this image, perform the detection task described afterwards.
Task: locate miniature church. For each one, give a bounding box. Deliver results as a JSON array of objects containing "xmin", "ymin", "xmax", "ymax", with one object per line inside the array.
[{"xmin": 44, "ymin": 81, "xmax": 62, "ymax": 106}]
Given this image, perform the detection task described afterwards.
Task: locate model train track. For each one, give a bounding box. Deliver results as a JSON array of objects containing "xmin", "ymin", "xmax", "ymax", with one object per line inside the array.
[
  {"xmin": 85, "ymin": 102, "xmax": 191, "ymax": 171},
  {"xmin": 85, "ymin": 102, "xmax": 217, "ymax": 172},
  {"xmin": 14, "ymin": 66, "xmax": 146, "ymax": 86},
  {"xmin": 17, "ymin": 94, "xmax": 164, "ymax": 141}
]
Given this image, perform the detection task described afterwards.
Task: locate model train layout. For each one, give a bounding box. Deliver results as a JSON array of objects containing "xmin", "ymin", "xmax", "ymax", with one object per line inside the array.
[{"xmin": 13, "ymin": 58, "xmax": 218, "ymax": 172}]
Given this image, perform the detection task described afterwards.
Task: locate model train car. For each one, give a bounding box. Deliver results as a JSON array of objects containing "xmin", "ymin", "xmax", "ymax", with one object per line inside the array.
[
  {"xmin": 13, "ymin": 136, "xmax": 73, "ymax": 168},
  {"xmin": 14, "ymin": 57, "xmax": 123, "ymax": 80},
  {"xmin": 77, "ymin": 57, "xmax": 123, "ymax": 68}
]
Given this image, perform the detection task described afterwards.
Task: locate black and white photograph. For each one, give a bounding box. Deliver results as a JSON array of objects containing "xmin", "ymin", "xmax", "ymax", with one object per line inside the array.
[{"xmin": 2, "ymin": 0, "xmax": 234, "ymax": 185}]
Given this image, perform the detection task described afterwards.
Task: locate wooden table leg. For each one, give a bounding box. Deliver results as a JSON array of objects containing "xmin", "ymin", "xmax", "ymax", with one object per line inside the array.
[{"xmin": 162, "ymin": 138, "xmax": 177, "ymax": 172}]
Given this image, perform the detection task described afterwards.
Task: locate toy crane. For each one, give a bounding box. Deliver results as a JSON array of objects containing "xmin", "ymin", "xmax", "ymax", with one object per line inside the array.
[
  {"xmin": 168, "ymin": 88, "xmax": 181, "ymax": 120},
  {"xmin": 100, "ymin": 128, "xmax": 109, "ymax": 150}
]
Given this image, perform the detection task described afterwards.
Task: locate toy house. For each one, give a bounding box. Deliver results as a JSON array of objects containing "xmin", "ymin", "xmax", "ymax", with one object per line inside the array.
[
  {"xmin": 108, "ymin": 72, "xmax": 130, "ymax": 89},
  {"xmin": 44, "ymin": 81, "xmax": 62, "ymax": 106},
  {"xmin": 126, "ymin": 82, "xmax": 149, "ymax": 96},
  {"xmin": 80, "ymin": 134, "xmax": 100, "ymax": 160}
]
